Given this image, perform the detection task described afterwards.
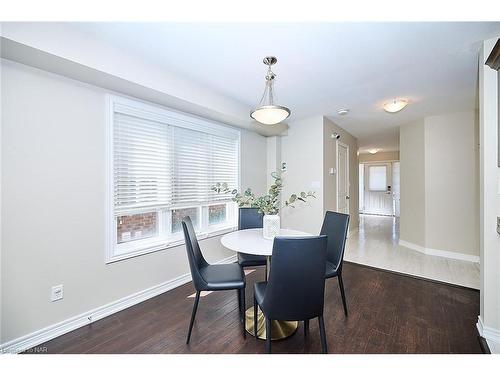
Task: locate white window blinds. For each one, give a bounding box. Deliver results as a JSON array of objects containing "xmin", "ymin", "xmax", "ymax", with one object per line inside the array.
[
  {"xmin": 368, "ymin": 165, "xmax": 387, "ymax": 191},
  {"xmin": 112, "ymin": 99, "xmax": 239, "ymax": 215}
]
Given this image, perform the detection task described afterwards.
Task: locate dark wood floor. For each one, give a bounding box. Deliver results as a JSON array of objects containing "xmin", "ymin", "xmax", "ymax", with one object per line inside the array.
[{"xmin": 32, "ymin": 262, "xmax": 482, "ymax": 354}]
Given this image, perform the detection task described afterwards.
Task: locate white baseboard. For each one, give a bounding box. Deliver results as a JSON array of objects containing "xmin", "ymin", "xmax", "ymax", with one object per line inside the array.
[
  {"xmin": 398, "ymin": 239, "xmax": 480, "ymax": 263},
  {"xmin": 477, "ymin": 316, "xmax": 500, "ymax": 353},
  {"xmin": 0, "ymin": 254, "xmax": 237, "ymax": 354}
]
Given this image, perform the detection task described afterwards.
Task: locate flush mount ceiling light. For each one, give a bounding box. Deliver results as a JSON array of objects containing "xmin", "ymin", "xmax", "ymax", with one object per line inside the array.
[
  {"xmin": 250, "ymin": 56, "xmax": 291, "ymax": 125},
  {"xmin": 337, "ymin": 108, "xmax": 350, "ymax": 116},
  {"xmin": 369, "ymin": 149, "xmax": 379, "ymax": 154},
  {"xmin": 383, "ymin": 99, "xmax": 408, "ymax": 113}
]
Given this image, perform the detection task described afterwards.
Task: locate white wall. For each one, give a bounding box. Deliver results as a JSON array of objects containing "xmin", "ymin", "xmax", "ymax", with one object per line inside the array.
[
  {"xmin": 0, "ymin": 23, "xmax": 251, "ymax": 128},
  {"xmin": 280, "ymin": 116, "xmax": 325, "ymax": 234},
  {"xmin": 399, "ymin": 112, "xmax": 480, "ymax": 258},
  {"xmin": 0, "ymin": 24, "xmax": 3, "ymax": 345},
  {"xmin": 266, "ymin": 136, "xmax": 282, "ymax": 189},
  {"xmin": 424, "ymin": 111, "xmax": 479, "ymax": 256},
  {"xmin": 359, "ymin": 151, "xmax": 400, "ymax": 163},
  {"xmin": 478, "ymin": 37, "xmax": 500, "ymax": 353},
  {"xmin": 0, "ymin": 60, "xmax": 267, "ymax": 344},
  {"xmin": 400, "ymin": 120, "xmax": 426, "ymax": 247}
]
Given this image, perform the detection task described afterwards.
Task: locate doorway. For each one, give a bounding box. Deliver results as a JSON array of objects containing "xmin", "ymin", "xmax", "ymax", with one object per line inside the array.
[{"xmin": 359, "ymin": 161, "xmax": 400, "ymax": 217}]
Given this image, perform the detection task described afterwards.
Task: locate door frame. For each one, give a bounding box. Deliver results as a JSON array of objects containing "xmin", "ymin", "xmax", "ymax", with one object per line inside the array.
[{"xmin": 335, "ymin": 140, "xmax": 350, "ymax": 213}]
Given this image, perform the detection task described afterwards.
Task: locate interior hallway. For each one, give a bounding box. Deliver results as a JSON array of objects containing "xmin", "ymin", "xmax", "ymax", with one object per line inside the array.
[{"xmin": 345, "ymin": 214, "xmax": 480, "ymax": 289}]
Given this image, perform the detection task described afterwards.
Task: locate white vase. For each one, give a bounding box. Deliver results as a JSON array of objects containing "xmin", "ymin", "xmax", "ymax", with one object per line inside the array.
[{"xmin": 263, "ymin": 214, "xmax": 280, "ymax": 240}]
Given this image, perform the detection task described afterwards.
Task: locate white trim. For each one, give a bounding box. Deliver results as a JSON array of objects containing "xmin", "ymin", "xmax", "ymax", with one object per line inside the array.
[
  {"xmin": 398, "ymin": 239, "xmax": 480, "ymax": 263},
  {"xmin": 477, "ymin": 316, "xmax": 500, "ymax": 353},
  {"xmin": 0, "ymin": 254, "xmax": 237, "ymax": 354}
]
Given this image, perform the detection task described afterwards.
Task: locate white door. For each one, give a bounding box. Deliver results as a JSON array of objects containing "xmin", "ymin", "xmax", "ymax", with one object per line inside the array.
[
  {"xmin": 364, "ymin": 163, "xmax": 393, "ymax": 215},
  {"xmin": 392, "ymin": 162, "xmax": 401, "ymax": 217},
  {"xmin": 336, "ymin": 142, "xmax": 349, "ymax": 214}
]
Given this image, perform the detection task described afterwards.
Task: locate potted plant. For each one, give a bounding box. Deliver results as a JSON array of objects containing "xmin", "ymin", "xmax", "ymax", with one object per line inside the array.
[{"xmin": 212, "ymin": 172, "xmax": 315, "ymax": 239}]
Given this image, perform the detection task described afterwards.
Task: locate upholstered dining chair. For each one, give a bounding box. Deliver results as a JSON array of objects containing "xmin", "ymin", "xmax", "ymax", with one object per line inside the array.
[
  {"xmin": 182, "ymin": 216, "xmax": 246, "ymax": 344},
  {"xmin": 253, "ymin": 235, "xmax": 329, "ymax": 354},
  {"xmin": 320, "ymin": 211, "xmax": 350, "ymax": 316},
  {"xmin": 237, "ymin": 208, "xmax": 267, "ymax": 268}
]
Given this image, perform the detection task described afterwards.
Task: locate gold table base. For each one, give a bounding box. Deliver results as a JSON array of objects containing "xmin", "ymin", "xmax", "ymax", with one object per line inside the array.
[{"xmin": 245, "ymin": 306, "xmax": 298, "ymax": 340}]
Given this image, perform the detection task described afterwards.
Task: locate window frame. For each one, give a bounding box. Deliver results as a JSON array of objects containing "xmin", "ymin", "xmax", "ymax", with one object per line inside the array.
[{"xmin": 105, "ymin": 95, "xmax": 240, "ymax": 263}]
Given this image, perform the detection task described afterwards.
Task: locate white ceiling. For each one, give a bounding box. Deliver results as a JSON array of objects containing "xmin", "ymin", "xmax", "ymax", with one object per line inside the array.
[{"xmin": 73, "ymin": 22, "xmax": 500, "ymax": 152}]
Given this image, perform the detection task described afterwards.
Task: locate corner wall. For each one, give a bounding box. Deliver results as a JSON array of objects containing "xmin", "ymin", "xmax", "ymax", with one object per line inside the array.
[
  {"xmin": 323, "ymin": 117, "xmax": 359, "ymax": 230},
  {"xmin": 478, "ymin": 37, "xmax": 500, "ymax": 353},
  {"xmin": 0, "ymin": 60, "xmax": 268, "ymax": 345},
  {"xmin": 399, "ymin": 112, "xmax": 480, "ymax": 259},
  {"xmin": 279, "ymin": 115, "xmax": 359, "ymax": 235}
]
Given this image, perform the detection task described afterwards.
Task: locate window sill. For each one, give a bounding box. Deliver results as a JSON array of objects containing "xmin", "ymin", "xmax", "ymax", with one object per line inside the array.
[{"xmin": 106, "ymin": 226, "xmax": 237, "ymax": 264}]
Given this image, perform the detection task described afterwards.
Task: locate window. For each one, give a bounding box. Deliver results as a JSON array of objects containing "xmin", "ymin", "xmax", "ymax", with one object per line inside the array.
[
  {"xmin": 107, "ymin": 96, "xmax": 239, "ymax": 262},
  {"xmin": 368, "ymin": 165, "xmax": 387, "ymax": 191}
]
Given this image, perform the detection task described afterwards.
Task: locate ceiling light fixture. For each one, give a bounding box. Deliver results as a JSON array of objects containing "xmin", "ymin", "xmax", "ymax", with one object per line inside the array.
[
  {"xmin": 369, "ymin": 149, "xmax": 378, "ymax": 154},
  {"xmin": 250, "ymin": 56, "xmax": 291, "ymax": 125},
  {"xmin": 383, "ymin": 99, "xmax": 408, "ymax": 113},
  {"xmin": 337, "ymin": 108, "xmax": 349, "ymax": 116}
]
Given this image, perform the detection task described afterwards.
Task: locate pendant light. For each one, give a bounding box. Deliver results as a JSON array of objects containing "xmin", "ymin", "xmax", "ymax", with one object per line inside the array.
[{"xmin": 250, "ymin": 56, "xmax": 291, "ymax": 125}]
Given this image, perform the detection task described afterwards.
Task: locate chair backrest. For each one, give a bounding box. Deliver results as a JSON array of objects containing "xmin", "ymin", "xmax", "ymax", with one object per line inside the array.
[
  {"xmin": 320, "ymin": 211, "xmax": 350, "ymax": 269},
  {"xmin": 238, "ymin": 207, "xmax": 263, "ymax": 230},
  {"xmin": 262, "ymin": 235, "xmax": 328, "ymax": 321},
  {"xmin": 182, "ymin": 216, "xmax": 208, "ymax": 291}
]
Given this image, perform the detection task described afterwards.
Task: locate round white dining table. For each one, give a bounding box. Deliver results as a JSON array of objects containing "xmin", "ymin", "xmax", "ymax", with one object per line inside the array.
[
  {"xmin": 221, "ymin": 228, "xmax": 310, "ymax": 256},
  {"xmin": 220, "ymin": 228, "xmax": 311, "ymax": 340}
]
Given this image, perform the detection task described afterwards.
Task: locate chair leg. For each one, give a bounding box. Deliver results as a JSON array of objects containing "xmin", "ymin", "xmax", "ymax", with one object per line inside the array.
[
  {"xmin": 241, "ymin": 288, "xmax": 246, "ymax": 338},
  {"xmin": 318, "ymin": 315, "xmax": 328, "ymax": 354},
  {"xmin": 237, "ymin": 289, "xmax": 242, "ymax": 320},
  {"xmin": 338, "ymin": 274, "xmax": 348, "ymax": 316},
  {"xmin": 253, "ymin": 296, "xmax": 258, "ymax": 338},
  {"xmin": 186, "ymin": 291, "xmax": 200, "ymax": 344},
  {"xmin": 304, "ymin": 319, "xmax": 309, "ymax": 337},
  {"xmin": 266, "ymin": 317, "xmax": 272, "ymax": 354}
]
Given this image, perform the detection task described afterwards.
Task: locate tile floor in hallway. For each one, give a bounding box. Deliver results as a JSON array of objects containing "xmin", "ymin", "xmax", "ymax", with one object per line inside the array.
[{"xmin": 345, "ymin": 214, "xmax": 480, "ymax": 289}]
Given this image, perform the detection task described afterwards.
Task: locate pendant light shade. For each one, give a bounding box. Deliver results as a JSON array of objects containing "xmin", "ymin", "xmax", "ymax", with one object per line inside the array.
[
  {"xmin": 250, "ymin": 56, "xmax": 291, "ymax": 125},
  {"xmin": 250, "ymin": 105, "xmax": 291, "ymax": 125}
]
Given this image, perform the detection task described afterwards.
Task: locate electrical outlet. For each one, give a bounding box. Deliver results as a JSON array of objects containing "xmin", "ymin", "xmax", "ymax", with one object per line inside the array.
[{"xmin": 51, "ymin": 285, "xmax": 63, "ymax": 302}]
